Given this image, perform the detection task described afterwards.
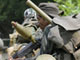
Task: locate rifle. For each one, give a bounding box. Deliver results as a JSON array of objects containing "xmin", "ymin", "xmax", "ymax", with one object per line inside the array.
[{"xmin": 12, "ymin": 40, "xmax": 41, "ymax": 59}]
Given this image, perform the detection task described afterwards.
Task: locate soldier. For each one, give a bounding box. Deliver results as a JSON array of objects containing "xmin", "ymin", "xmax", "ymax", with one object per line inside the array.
[
  {"xmin": 8, "ymin": 8, "xmax": 42, "ymax": 60},
  {"xmin": 11, "ymin": 8, "xmax": 38, "ymax": 44},
  {"xmin": 12, "ymin": 1, "xmax": 80, "ymax": 60},
  {"xmin": 35, "ymin": 2, "xmax": 80, "ymax": 60},
  {"xmin": 23, "ymin": 2, "xmax": 59, "ymax": 60}
]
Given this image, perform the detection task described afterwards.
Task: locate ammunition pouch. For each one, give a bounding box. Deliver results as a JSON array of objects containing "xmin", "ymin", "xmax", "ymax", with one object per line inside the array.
[
  {"xmin": 63, "ymin": 41, "xmax": 74, "ymax": 54},
  {"xmin": 71, "ymin": 30, "xmax": 80, "ymax": 60},
  {"xmin": 71, "ymin": 30, "xmax": 80, "ymax": 49},
  {"xmin": 73, "ymin": 49, "xmax": 80, "ymax": 60},
  {"xmin": 62, "ymin": 30, "xmax": 80, "ymax": 60}
]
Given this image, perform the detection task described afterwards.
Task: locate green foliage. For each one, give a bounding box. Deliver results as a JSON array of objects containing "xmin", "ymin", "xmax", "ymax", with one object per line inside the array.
[
  {"xmin": 0, "ymin": 0, "xmax": 27, "ymax": 21},
  {"xmin": 54, "ymin": 0, "xmax": 80, "ymax": 16},
  {"xmin": 0, "ymin": 0, "xmax": 54, "ymax": 21}
]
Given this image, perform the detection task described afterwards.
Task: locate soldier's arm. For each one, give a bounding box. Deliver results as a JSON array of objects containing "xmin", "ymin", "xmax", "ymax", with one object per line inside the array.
[{"xmin": 47, "ymin": 25, "xmax": 64, "ymax": 48}]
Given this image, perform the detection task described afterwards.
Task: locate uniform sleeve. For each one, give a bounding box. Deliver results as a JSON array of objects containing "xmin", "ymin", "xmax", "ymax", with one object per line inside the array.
[{"xmin": 48, "ymin": 26, "xmax": 64, "ymax": 48}]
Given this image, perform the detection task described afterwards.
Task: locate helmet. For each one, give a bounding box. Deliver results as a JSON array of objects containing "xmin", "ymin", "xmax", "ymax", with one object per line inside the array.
[
  {"xmin": 36, "ymin": 54, "xmax": 56, "ymax": 60},
  {"xmin": 22, "ymin": 8, "xmax": 38, "ymax": 25},
  {"xmin": 24, "ymin": 8, "xmax": 37, "ymax": 19}
]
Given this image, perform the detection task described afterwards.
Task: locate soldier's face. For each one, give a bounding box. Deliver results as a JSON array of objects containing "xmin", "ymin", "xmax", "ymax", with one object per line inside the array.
[{"xmin": 37, "ymin": 15, "xmax": 50, "ymax": 30}]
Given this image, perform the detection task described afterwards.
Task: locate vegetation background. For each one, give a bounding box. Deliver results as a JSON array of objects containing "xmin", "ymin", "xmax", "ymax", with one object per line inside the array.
[{"xmin": 0, "ymin": 0, "xmax": 80, "ymax": 38}]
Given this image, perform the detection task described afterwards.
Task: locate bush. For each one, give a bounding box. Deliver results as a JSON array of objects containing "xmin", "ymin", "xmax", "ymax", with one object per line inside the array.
[{"xmin": 54, "ymin": 0, "xmax": 80, "ymax": 16}]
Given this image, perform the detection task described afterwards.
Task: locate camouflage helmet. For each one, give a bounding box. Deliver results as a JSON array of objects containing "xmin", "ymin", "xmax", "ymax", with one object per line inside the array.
[
  {"xmin": 24, "ymin": 8, "xmax": 37, "ymax": 19},
  {"xmin": 36, "ymin": 54, "xmax": 56, "ymax": 60}
]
